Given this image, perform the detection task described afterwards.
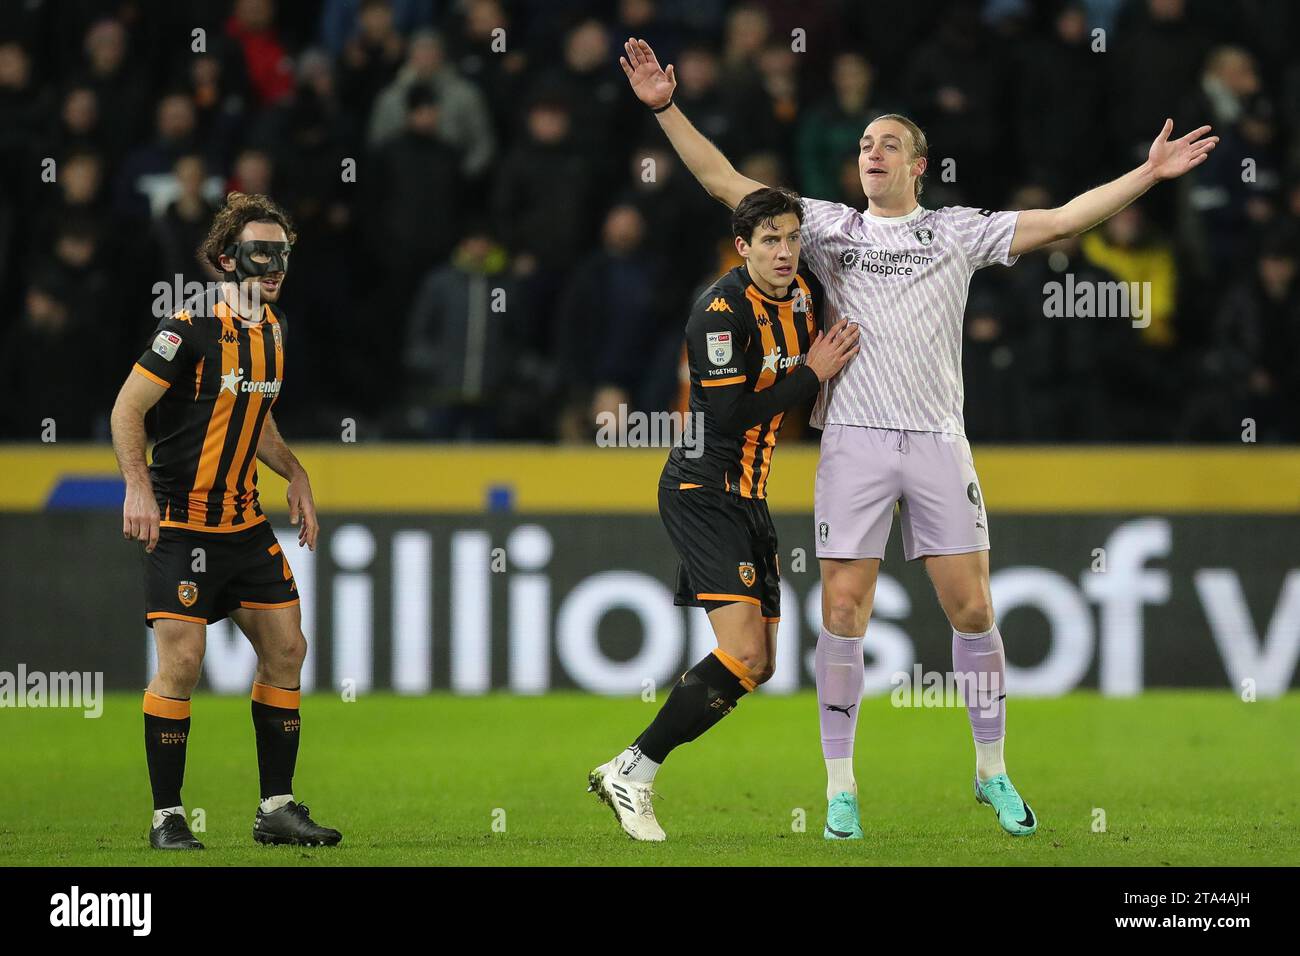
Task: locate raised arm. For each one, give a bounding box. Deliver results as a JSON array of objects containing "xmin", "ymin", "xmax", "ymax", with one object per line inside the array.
[
  {"xmin": 111, "ymin": 370, "xmax": 167, "ymax": 552},
  {"xmin": 1009, "ymin": 119, "xmax": 1218, "ymax": 256},
  {"xmin": 620, "ymin": 37, "xmax": 765, "ymax": 210}
]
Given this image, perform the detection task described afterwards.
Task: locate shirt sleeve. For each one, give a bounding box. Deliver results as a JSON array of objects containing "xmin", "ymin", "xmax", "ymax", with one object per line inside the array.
[
  {"xmin": 798, "ymin": 196, "xmax": 851, "ymax": 274},
  {"xmin": 946, "ymin": 206, "xmax": 1021, "ymax": 271},
  {"xmin": 686, "ymin": 292, "xmax": 820, "ymax": 435},
  {"xmin": 132, "ymin": 310, "xmax": 201, "ymax": 389}
]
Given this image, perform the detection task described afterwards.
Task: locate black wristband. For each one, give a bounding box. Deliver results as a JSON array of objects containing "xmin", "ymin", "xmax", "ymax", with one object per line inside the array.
[{"xmin": 651, "ymin": 99, "xmax": 674, "ymax": 114}]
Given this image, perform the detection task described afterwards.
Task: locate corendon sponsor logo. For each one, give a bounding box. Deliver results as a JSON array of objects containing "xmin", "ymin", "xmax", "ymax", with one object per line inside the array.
[{"xmin": 220, "ymin": 368, "xmax": 282, "ymax": 396}]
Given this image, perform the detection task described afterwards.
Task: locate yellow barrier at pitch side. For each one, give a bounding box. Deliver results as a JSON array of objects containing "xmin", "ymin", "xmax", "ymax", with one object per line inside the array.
[{"xmin": 1, "ymin": 445, "xmax": 1298, "ymax": 514}]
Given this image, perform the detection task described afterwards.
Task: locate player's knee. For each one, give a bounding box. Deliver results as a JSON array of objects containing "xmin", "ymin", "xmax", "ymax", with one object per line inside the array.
[
  {"xmin": 950, "ymin": 597, "xmax": 994, "ymax": 634},
  {"xmin": 732, "ymin": 643, "xmax": 774, "ymax": 686},
  {"xmin": 158, "ymin": 646, "xmax": 203, "ymax": 692},
  {"xmin": 264, "ymin": 631, "xmax": 307, "ymax": 673},
  {"xmin": 824, "ymin": 594, "xmax": 869, "ymax": 638}
]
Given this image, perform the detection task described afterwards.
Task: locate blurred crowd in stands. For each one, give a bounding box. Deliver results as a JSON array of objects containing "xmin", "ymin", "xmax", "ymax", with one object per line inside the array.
[{"xmin": 1, "ymin": 0, "xmax": 1297, "ymax": 444}]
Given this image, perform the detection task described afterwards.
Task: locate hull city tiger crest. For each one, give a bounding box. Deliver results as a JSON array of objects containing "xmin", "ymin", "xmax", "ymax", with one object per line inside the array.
[
  {"xmin": 738, "ymin": 562, "xmax": 756, "ymax": 588},
  {"xmin": 272, "ymin": 324, "xmax": 283, "ymax": 351},
  {"xmin": 177, "ymin": 581, "xmax": 199, "ymax": 608}
]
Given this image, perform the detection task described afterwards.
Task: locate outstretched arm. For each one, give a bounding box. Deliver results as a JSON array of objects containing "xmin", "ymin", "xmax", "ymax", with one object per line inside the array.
[
  {"xmin": 1009, "ymin": 119, "xmax": 1218, "ymax": 256},
  {"xmin": 620, "ymin": 37, "xmax": 765, "ymax": 209}
]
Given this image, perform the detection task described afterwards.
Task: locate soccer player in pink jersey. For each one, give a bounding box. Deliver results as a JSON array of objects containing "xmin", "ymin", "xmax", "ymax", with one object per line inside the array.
[{"xmin": 621, "ymin": 36, "xmax": 1217, "ymax": 838}]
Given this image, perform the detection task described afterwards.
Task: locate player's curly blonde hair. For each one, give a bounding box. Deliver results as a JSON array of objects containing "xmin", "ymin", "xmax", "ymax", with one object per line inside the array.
[{"xmin": 199, "ymin": 192, "xmax": 297, "ymax": 273}]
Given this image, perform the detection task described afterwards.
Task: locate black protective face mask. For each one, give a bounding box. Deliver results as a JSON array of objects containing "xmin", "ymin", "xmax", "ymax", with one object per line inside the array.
[{"xmin": 222, "ymin": 240, "xmax": 291, "ymax": 282}]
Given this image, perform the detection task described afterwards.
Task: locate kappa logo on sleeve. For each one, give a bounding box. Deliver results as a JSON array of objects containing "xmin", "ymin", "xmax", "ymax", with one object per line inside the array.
[
  {"xmin": 705, "ymin": 297, "xmax": 733, "ymax": 312},
  {"xmin": 152, "ymin": 331, "xmax": 182, "ymax": 362},
  {"xmin": 706, "ymin": 331, "xmax": 733, "ymax": 366}
]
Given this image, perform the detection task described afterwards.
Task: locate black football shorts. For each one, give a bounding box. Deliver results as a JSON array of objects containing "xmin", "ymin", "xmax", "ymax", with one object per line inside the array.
[
  {"xmin": 144, "ymin": 519, "xmax": 299, "ymax": 627},
  {"xmin": 658, "ymin": 483, "xmax": 781, "ymax": 620}
]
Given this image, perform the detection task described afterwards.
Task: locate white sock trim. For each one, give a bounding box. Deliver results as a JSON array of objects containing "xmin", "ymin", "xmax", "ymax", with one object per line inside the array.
[
  {"xmin": 954, "ymin": 624, "xmax": 997, "ymax": 639},
  {"xmin": 826, "ymin": 757, "xmax": 857, "ymax": 799},
  {"xmin": 152, "ymin": 806, "xmax": 184, "ymax": 828},
  {"xmin": 259, "ymin": 794, "xmax": 295, "ymax": 813}
]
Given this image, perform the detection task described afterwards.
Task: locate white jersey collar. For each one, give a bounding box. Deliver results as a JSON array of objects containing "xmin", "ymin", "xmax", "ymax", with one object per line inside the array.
[{"xmin": 863, "ymin": 203, "xmax": 926, "ymax": 224}]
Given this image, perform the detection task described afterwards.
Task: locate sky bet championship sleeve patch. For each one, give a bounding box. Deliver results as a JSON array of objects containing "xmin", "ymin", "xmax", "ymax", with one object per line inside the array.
[
  {"xmin": 152, "ymin": 330, "xmax": 182, "ymax": 362},
  {"xmin": 706, "ymin": 331, "xmax": 733, "ymax": 366}
]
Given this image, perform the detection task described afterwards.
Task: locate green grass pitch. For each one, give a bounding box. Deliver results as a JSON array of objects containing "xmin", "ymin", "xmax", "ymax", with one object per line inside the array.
[{"xmin": 3, "ymin": 691, "xmax": 1297, "ymax": 866}]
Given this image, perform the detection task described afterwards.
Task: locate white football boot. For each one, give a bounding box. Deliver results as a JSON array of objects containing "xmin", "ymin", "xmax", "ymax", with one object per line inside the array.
[{"xmin": 587, "ymin": 755, "xmax": 666, "ymax": 842}]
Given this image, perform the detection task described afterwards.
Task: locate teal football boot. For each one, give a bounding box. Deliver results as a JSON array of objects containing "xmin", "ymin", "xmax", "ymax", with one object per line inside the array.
[
  {"xmin": 823, "ymin": 791, "xmax": 865, "ymax": 840},
  {"xmin": 974, "ymin": 773, "xmax": 1037, "ymax": 836}
]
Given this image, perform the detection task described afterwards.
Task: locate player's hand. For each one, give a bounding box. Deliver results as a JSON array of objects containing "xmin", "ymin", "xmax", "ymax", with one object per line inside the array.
[
  {"xmin": 804, "ymin": 320, "xmax": 860, "ymax": 382},
  {"xmin": 122, "ymin": 481, "xmax": 161, "ymax": 553},
  {"xmin": 620, "ymin": 37, "xmax": 675, "ymax": 110},
  {"xmin": 1146, "ymin": 119, "xmax": 1218, "ymax": 181},
  {"xmin": 286, "ymin": 472, "xmax": 318, "ymax": 551}
]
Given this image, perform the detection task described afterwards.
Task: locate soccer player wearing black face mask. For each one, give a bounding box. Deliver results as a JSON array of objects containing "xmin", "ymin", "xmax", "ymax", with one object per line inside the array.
[{"xmin": 110, "ymin": 192, "xmax": 341, "ymax": 850}]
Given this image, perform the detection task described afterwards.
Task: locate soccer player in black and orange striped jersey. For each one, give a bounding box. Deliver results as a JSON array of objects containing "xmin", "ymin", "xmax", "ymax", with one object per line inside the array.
[
  {"xmin": 588, "ymin": 187, "xmax": 859, "ymax": 840},
  {"xmin": 110, "ymin": 192, "xmax": 341, "ymax": 850}
]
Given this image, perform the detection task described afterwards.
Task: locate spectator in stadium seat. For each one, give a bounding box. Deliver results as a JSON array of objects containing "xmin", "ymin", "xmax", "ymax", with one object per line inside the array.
[
  {"xmin": 152, "ymin": 154, "xmax": 218, "ymax": 287},
  {"xmin": 903, "ymin": 4, "xmax": 1002, "ymax": 200},
  {"xmin": 636, "ymin": 43, "xmax": 743, "ymax": 161},
  {"xmin": 556, "ymin": 203, "xmax": 667, "ymax": 436},
  {"xmin": 0, "ymin": 277, "xmax": 108, "ymax": 441},
  {"xmin": 403, "ymin": 226, "xmax": 520, "ymax": 440},
  {"xmin": 1080, "ymin": 204, "xmax": 1177, "ymax": 348},
  {"xmin": 367, "ymin": 84, "xmax": 465, "ymax": 327},
  {"xmin": 226, "ymin": 0, "xmax": 296, "ymax": 107},
  {"xmin": 52, "ymin": 86, "xmax": 108, "ymax": 163},
  {"xmin": 533, "ymin": 20, "xmax": 636, "ymax": 197},
  {"xmin": 797, "ymin": 53, "xmax": 891, "ymax": 202},
  {"xmin": 1109, "ymin": 0, "xmax": 1212, "ymax": 176},
  {"xmin": 491, "ymin": 93, "xmax": 595, "ymax": 349},
  {"xmin": 1201, "ymin": 231, "xmax": 1300, "ymax": 441},
  {"xmin": 367, "ymin": 30, "xmax": 496, "ymax": 181},
  {"xmin": 0, "ymin": 43, "xmax": 53, "ymax": 194},
  {"xmin": 75, "ymin": 19, "xmax": 149, "ymax": 161},
  {"xmin": 1014, "ymin": 3, "xmax": 1108, "ymax": 199},
  {"xmin": 1180, "ymin": 46, "xmax": 1282, "ymax": 278},
  {"xmin": 114, "ymin": 93, "xmax": 206, "ymax": 221},
  {"xmin": 444, "ymin": 0, "xmax": 528, "ymax": 145},
  {"xmin": 185, "ymin": 50, "xmax": 251, "ymax": 171},
  {"xmin": 319, "ymin": 0, "xmax": 436, "ymax": 57},
  {"xmin": 338, "ymin": 0, "xmax": 407, "ymax": 117}
]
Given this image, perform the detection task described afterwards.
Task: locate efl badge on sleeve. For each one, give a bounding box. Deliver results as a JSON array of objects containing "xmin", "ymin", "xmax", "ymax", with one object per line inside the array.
[
  {"xmin": 707, "ymin": 331, "xmax": 732, "ymax": 366},
  {"xmin": 152, "ymin": 331, "xmax": 182, "ymax": 362},
  {"xmin": 177, "ymin": 581, "xmax": 199, "ymax": 608},
  {"xmin": 738, "ymin": 562, "xmax": 756, "ymax": 588}
]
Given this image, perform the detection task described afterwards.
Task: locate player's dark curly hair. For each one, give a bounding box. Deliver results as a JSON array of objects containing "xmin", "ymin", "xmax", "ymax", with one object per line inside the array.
[
  {"xmin": 732, "ymin": 186, "xmax": 804, "ymax": 244},
  {"xmin": 199, "ymin": 191, "xmax": 297, "ymax": 274}
]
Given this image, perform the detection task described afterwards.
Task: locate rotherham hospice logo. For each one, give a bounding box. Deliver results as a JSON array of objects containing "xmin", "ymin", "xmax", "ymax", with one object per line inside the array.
[
  {"xmin": 838, "ymin": 246, "xmax": 934, "ymax": 277},
  {"xmin": 1042, "ymin": 274, "xmax": 1152, "ymax": 328},
  {"xmin": 595, "ymin": 403, "xmax": 704, "ymax": 459},
  {"xmin": 0, "ymin": 665, "xmax": 103, "ymax": 718},
  {"xmin": 49, "ymin": 886, "xmax": 151, "ymax": 936}
]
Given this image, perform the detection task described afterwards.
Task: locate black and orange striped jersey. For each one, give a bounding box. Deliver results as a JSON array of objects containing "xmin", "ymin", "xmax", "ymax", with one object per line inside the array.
[
  {"xmin": 660, "ymin": 263, "xmax": 824, "ymax": 499},
  {"xmin": 132, "ymin": 298, "xmax": 286, "ymax": 533}
]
